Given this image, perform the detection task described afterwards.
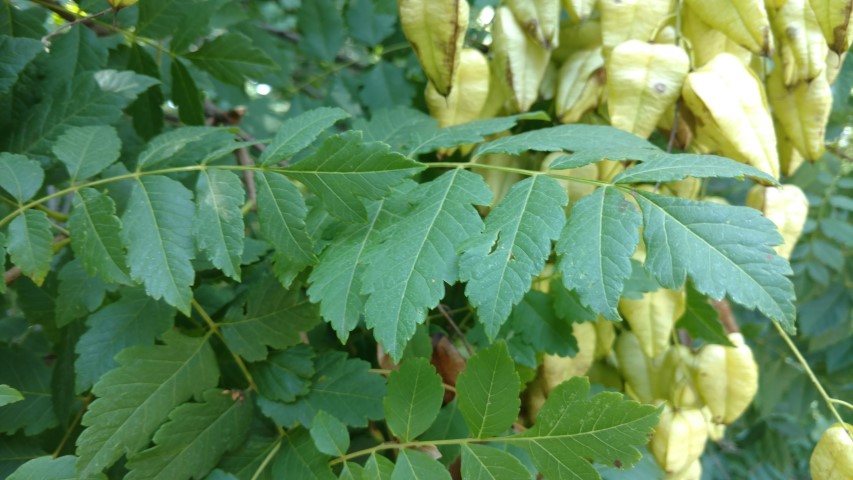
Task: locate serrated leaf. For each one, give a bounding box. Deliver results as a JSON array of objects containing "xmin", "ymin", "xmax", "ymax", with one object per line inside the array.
[
  {"xmin": 283, "ymin": 131, "xmax": 424, "ymax": 222},
  {"xmin": 255, "ymin": 171, "xmax": 316, "ymax": 282},
  {"xmin": 55, "ymin": 258, "xmax": 107, "ymax": 328},
  {"xmin": 170, "ymin": 58, "xmax": 205, "ymax": 126},
  {"xmin": 121, "ymin": 176, "xmax": 195, "ymax": 314},
  {"xmin": 460, "ymin": 176, "xmax": 567, "ymax": 337},
  {"xmin": 310, "ymin": 411, "xmax": 350, "ymax": 456},
  {"xmin": 0, "ymin": 346, "xmax": 58, "ymax": 435},
  {"xmin": 136, "ymin": 128, "xmax": 237, "ymax": 170},
  {"xmin": 635, "ymin": 190, "xmax": 796, "ymax": 331},
  {"xmin": 194, "ymin": 169, "xmax": 245, "ymax": 281},
  {"xmin": 360, "ymin": 61, "xmax": 415, "ymax": 111},
  {"xmin": 0, "ymin": 385, "xmax": 23, "ymax": 406},
  {"xmin": 361, "ymin": 170, "xmax": 491, "ymax": 361},
  {"xmin": 7, "ymin": 210, "xmax": 52, "ymax": 285},
  {"xmin": 75, "ymin": 331, "xmax": 219, "ymax": 477},
  {"xmin": 456, "ymin": 342, "xmax": 520, "ymax": 438},
  {"xmin": 0, "ymin": 153, "xmax": 43, "ymax": 202},
  {"xmin": 126, "ymin": 44, "xmax": 165, "ymax": 140},
  {"xmin": 250, "ymin": 344, "xmax": 315, "ymax": 402},
  {"xmin": 677, "ymin": 284, "xmax": 734, "ymax": 347},
  {"xmin": 510, "ymin": 290, "xmax": 578, "ymax": 357},
  {"xmin": 557, "ymin": 187, "xmax": 641, "ymax": 320},
  {"xmin": 461, "ymin": 444, "xmax": 529, "ymax": 479},
  {"xmin": 297, "ymin": 0, "xmax": 345, "ymax": 62},
  {"xmin": 383, "ymin": 358, "xmax": 444, "ymax": 442},
  {"xmin": 257, "ymin": 351, "xmax": 385, "ymax": 428},
  {"xmin": 517, "ymin": 377, "xmax": 660, "ymax": 478},
  {"xmin": 52, "ymin": 126, "xmax": 121, "ymax": 181},
  {"xmin": 820, "ymin": 217, "xmax": 853, "ymax": 247},
  {"xmin": 613, "ymin": 154, "xmax": 778, "ymax": 185},
  {"xmin": 271, "ymin": 428, "xmax": 335, "ymax": 480},
  {"xmin": 68, "ymin": 188, "xmax": 131, "ymax": 285},
  {"xmin": 392, "ymin": 450, "xmax": 450, "ymax": 480},
  {"xmin": 185, "ymin": 33, "xmax": 278, "ymax": 86},
  {"xmin": 74, "ymin": 288, "xmax": 175, "ymax": 394},
  {"xmin": 0, "ymin": 436, "xmax": 45, "ymax": 479},
  {"xmin": 125, "ymin": 389, "xmax": 253, "ymax": 480},
  {"xmin": 220, "ymin": 276, "xmax": 319, "ymax": 362},
  {"xmin": 474, "ymin": 124, "xmax": 655, "ymax": 159},
  {"xmin": 0, "ymin": 35, "xmax": 42, "ymax": 94},
  {"xmin": 259, "ymin": 107, "xmax": 350, "ymax": 166},
  {"xmin": 339, "ymin": 462, "xmax": 366, "ymax": 480},
  {"xmin": 346, "ymin": 0, "xmax": 397, "ymax": 45},
  {"xmin": 8, "ymin": 455, "xmax": 105, "ymax": 480},
  {"xmin": 364, "ymin": 454, "xmax": 395, "ymax": 479},
  {"xmin": 212, "ymin": 432, "xmax": 279, "ymax": 480}
]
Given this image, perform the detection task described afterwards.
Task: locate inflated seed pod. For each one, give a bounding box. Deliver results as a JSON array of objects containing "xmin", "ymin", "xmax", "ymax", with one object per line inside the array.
[
  {"xmin": 810, "ymin": 0, "xmax": 853, "ymax": 53},
  {"xmin": 599, "ymin": 0, "xmax": 674, "ymax": 55},
  {"xmin": 810, "ymin": 422, "xmax": 853, "ymax": 480},
  {"xmin": 593, "ymin": 317, "xmax": 616, "ymax": 359},
  {"xmin": 619, "ymin": 288, "xmax": 687, "ymax": 359},
  {"xmin": 745, "ymin": 184, "xmax": 809, "ymax": 259},
  {"xmin": 553, "ymin": 20, "xmax": 602, "ymax": 63},
  {"xmin": 692, "ymin": 333, "xmax": 759, "ymax": 424},
  {"xmin": 665, "ymin": 459, "xmax": 702, "ymax": 480},
  {"xmin": 555, "ymin": 47, "xmax": 606, "ymax": 123},
  {"xmin": 683, "ymin": 0, "xmax": 774, "ymax": 55},
  {"xmin": 524, "ymin": 376, "xmax": 548, "ymax": 423},
  {"xmin": 683, "ymin": 5, "xmax": 753, "ymax": 67},
  {"xmin": 614, "ymin": 331, "xmax": 668, "ymax": 404},
  {"xmin": 561, "ymin": 0, "xmax": 596, "ymax": 22},
  {"xmin": 506, "ymin": 0, "xmax": 561, "ymax": 49},
  {"xmin": 702, "ymin": 406, "xmax": 727, "ymax": 441},
  {"xmin": 541, "ymin": 152, "xmax": 599, "ymax": 204},
  {"xmin": 425, "ymin": 49, "xmax": 491, "ymax": 128},
  {"xmin": 540, "ymin": 320, "xmax": 597, "ymax": 393},
  {"xmin": 770, "ymin": 0, "xmax": 828, "ymax": 85},
  {"xmin": 766, "ymin": 65, "xmax": 832, "ymax": 162},
  {"xmin": 650, "ymin": 407, "xmax": 710, "ymax": 474},
  {"xmin": 492, "ymin": 6, "xmax": 551, "ymax": 112},
  {"xmin": 658, "ymin": 345, "xmax": 701, "ymax": 408},
  {"xmin": 475, "ymin": 154, "xmax": 525, "ymax": 206}
]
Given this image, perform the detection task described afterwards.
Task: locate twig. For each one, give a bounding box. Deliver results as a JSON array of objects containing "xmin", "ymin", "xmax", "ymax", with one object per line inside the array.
[
  {"xmin": 3, "ymin": 267, "xmax": 22, "ymax": 287},
  {"xmin": 52, "ymin": 394, "xmax": 93, "ymax": 458},
  {"xmin": 437, "ymin": 304, "xmax": 474, "ymax": 356}
]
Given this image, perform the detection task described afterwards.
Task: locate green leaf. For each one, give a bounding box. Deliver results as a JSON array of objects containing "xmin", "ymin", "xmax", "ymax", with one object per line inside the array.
[
  {"xmin": 361, "ymin": 170, "xmax": 491, "ymax": 361},
  {"xmin": 0, "ymin": 232, "xmax": 5, "ymax": 294},
  {"xmin": 52, "ymin": 126, "xmax": 121, "ymax": 181},
  {"xmin": 613, "ymin": 154, "xmax": 777, "ymax": 185},
  {"xmin": 259, "ymin": 107, "xmax": 350, "ymax": 166},
  {"xmin": 220, "ymin": 276, "xmax": 319, "ymax": 362},
  {"xmin": 121, "ymin": 175, "xmax": 196, "ymax": 314},
  {"xmin": 383, "ymin": 358, "xmax": 444, "ymax": 442},
  {"xmin": 456, "ymin": 342, "xmax": 521, "ymax": 438},
  {"xmin": 518, "ymin": 377, "xmax": 660, "ymax": 479},
  {"xmin": 68, "ymin": 188, "xmax": 131, "ymax": 285},
  {"xmin": 170, "ymin": 58, "xmax": 205, "ymax": 126},
  {"xmin": 635, "ymin": 190, "xmax": 796, "ymax": 331},
  {"xmin": 271, "ymin": 428, "xmax": 335, "ymax": 480},
  {"xmin": 255, "ymin": 172, "xmax": 316, "ymax": 283},
  {"xmin": 360, "ymin": 61, "xmax": 415, "ymax": 111},
  {"xmin": 0, "ymin": 35, "xmax": 42, "ymax": 94},
  {"xmin": 126, "ymin": 43, "xmax": 165, "ymax": 140},
  {"xmin": 55, "ymin": 258, "xmax": 107, "ymax": 327},
  {"xmin": 677, "ymin": 284, "xmax": 735, "ymax": 347},
  {"xmin": 461, "ymin": 444, "xmax": 530, "ymax": 479},
  {"xmin": 557, "ymin": 187, "xmax": 641, "ymax": 320},
  {"xmin": 820, "ymin": 217, "xmax": 853, "ymax": 247},
  {"xmin": 135, "ymin": 0, "xmax": 196, "ymax": 39},
  {"xmin": 0, "ymin": 153, "xmax": 43, "ymax": 202},
  {"xmin": 392, "ymin": 450, "xmax": 450, "ymax": 480},
  {"xmin": 0, "ymin": 436, "xmax": 45, "ymax": 479},
  {"xmin": 75, "ymin": 331, "xmax": 219, "ymax": 477},
  {"xmin": 250, "ymin": 344, "xmax": 315, "ymax": 402},
  {"xmin": 194, "ymin": 169, "xmax": 245, "ymax": 281},
  {"xmin": 0, "ymin": 346, "xmax": 58, "ymax": 435},
  {"xmin": 297, "ymin": 0, "xmax": 345, "ymax": 62},
  {"xmin": 339, "ymin": 462, "xmax": 366, "ymax": 480},
  {"xmin": 307, "ymin": 189, "xmax": 411, "ymax": 341},
  {"xmin": 345, "ymin": 0, "xmax": 397, "ymax": 45},
  {"xmin": 310, "ymin": 411, "xmax": 350, "ymax": 456},
  {"xmin": 136, "ymin": 127, "xmax": 237, "ymax": 170},
  {"xmin": 75, "ymin": 288, "xmax": 176, "ymax": 394},
  {"xmin": 125, "ymin": 389, "xmax": 253, "ymax": 480},
  {"xmin": 8, "ymin": 455, "xmax": 105, "ymax": 480},
  {"xmin": 364, "ymin": 454, "xmax": 395, "ymax": 480},
  {"xmin": 459, "ymin": 176, "xmax": 567, "ymax": 337},
  {"xmin": 257, "ymin": 351, "xmax": 385, "ymax": 428},
  {"xmin": 510, "ymin": 290, "xmax": 578, "ymax": 357},
  {"xmin": 7, "ymin": 210, "xmax": 52, "ymax": 285},
  {"xmin": 420, "ymin": 399, "xmax": 469, "ymax": 464},
  {"xmin": 283, "ymin": 131, "xmax": 424, "ymax": 222},
  {"xmin": 185, "ymin": 33, "xmax": 278, "ymax": 86},
  {"xmin": 212, "ymin": 432, "xmax": 279, "ymax": 480},
  {"xmin": 0, "ymin": 385, "xmax": 23, "ymax": 407},
  {"xmin": 474, "ymin": 124, "xmax": 655, "ymax": 159}
]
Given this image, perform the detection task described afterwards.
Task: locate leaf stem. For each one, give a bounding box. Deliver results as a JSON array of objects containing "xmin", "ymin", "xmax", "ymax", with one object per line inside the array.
[
  {"xmin": 431, "ymin": 162, "xmax": 613, "ymax": 188},
  {"xmin": 191, "ymin": 298, "xmax": 258, "ymax": 392},
  {"xmin": 250, "ymin": 437, "xmax": 282, "ymax": 480},
  {"xmin": 771, "ymin": 321, "xmax": 852, "ymax": 439},
  {"xmin": 329, "ymin": 435, "xmax": 511, "ymax": 466},
  {"xmin": 52, "ymin": 394, "xmax": 93, "ymax": 458}
]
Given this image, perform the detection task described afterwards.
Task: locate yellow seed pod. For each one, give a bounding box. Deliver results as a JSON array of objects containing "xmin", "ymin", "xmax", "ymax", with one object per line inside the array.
[
  {"xmin": 492, "ymin": 6, "xmax": 552, "ymax": 112},
  {"xmin": 555, "ymin": 47, "xmax": 606, "ymax": 123},
  {"xmin": 692, "ymin": 333, "xmax": 759, "ymax": 424},
  {"xmin": 614, "ymin": 331, "xmax": 667, "ymax": 403},
  {"xmin": 825, "ymin": 50, "xmax": 847, "ymax": 83},
  {"xmin": 108, "ymin": 0, "xmax": 138, "ymax": 8},
  {"xmin": 745, "ymin": 184, "xmax": 810, "ymax": 259},
  {"xmin": 398, "ymin": 0, "xmax": 469, "ymax": 97},
  {"xmin": 593, "ymin": 317, "xmax": 616, "ymax": 359},
  {"xmin": 662, "ymin": 177, "xmax": 702, "ymax": 200},
  {"xmin": 650, "ymin": 407, "xmax": 710, "ymax": 474},
  {"xmin": 665, "ymin": 459, "xmax": 703, "ymax": 480},
  {"xmin": 539, "ymin": 61, "xmax": 559, "ymax": 101},
  {"xmin": 586, "ymin": 360, "xmax": 624, "ymax": 390},
  {"xmin": 775, "ymin": 121, "xmax": 807, "ymax": 176},
  {"xmin": 810, "ymin": 0, "xmax": 853, "ymax": 53},
  {"xmin": 683, "ymin": 0, "xmax": 774, "ymax": 55},
  {"xmin": 606, "ymin": 41, "xmax": 690, "ymax": 139},
  {"xmin": 506, "ymin": 0, "xmax": 561, "ymax": 49},
  {"xmin": 562, "ymin": 0, "xmax": 596, "ymax": 22},
  {"xmin": 540, "ymin": 320, "xmax": 597, "ymax": 393},
  {"xmin": 619, "ymin": 288, "xmax": 686, "ymax": 359},
  {"xmin": 766, "ymin": 67, "xmax": 832, "ymax": 161},
  {"xmin": 658, "ymin": 345, "xmax": 701, "ymax": 408},
  {"xmin": 771, "ymin": 0, "xmax": 829, "ymax": 85},
  {"xmin": 683, "ymin": 5, "xmax": 753, "ymax": 67},
  {"xmin": 682, "ymin": 53, "xmax": 780, "ymax": 179},
  {"xmin": 425, "ymin": 49, "xmax": 491, "ymax": 128},
  {"xmin": 541, "ymin": 152, "xmax": 599, "ymax": 203},
  {"xmin": 599, "ymin": 0, "xmax": 674, "ymax": 55},
  {"xmin": 767, "ymin": 0, "xmax": 790, "ymax": 7},
  {"xmin": 474, "ymin": 154, "xmax": 525, "ymax": 205},
  {"xmin": 810, "ymin": 422, "xmax": 853, "ymax": 480},
  {"xmin": 553, "ymin": 20, "xmax": 602, "ymax": 63},
  {"xmin": 702, "ymin": 406, "xmax": 727, "ymax": 441},
  {"xmin": 598, "ymin": 160, "xmax": 626, "ymax": 183},
  {"xmin": 524, "ymin": 376, "xmax": 548, "ymax": 423}
]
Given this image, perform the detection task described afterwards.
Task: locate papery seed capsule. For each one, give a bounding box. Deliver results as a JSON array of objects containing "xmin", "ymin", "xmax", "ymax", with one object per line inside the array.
[
  {"xmin": 810, "ymin": 422, "xmax": 853, "ymax": 480},
  {"xmin": 692, "ymin": 333, "xmax": 759, "ymax": 424}
]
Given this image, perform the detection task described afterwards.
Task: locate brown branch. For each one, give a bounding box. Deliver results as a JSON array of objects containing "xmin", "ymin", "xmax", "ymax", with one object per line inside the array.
[
  {"xmin": 3, "ymin": 266, "xmax": 22, "ymax": 287},
  {"xmin": 29, "ymin": 0, "xmax": 113, "ymax": 37},
  {"xmin": 710, "ymin": 298, "xmax": 739, "ymax": 334},
  {"xmin": 437, "ymin": 304, "xmax": 474, "ymax": 356}
]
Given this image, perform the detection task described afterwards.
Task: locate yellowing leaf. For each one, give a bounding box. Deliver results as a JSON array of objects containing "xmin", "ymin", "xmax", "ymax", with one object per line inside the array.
[
  {"xmin": 606, "ymin": 41, "xmax": 689, "ymax": 138},
  {"xmin": 684, "ymin": 0, "xmax": 774, "ymax": 54},
  {"xmin": 492, "ymin": 6, "xmax": 551, "ymax": 112},
  {"xmin": 682, "ymin": 53, "xmax": 780, "ymax": 179},
  {"xmin": 425, "ymin": 49, "xmax": 490, "ymax": 128}
]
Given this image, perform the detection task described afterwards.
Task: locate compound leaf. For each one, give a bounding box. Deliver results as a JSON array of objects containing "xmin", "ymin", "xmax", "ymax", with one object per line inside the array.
[
  {"xmin": 259, "ymin": 107, "xmax": 350, "ymax": 166},
  {"xmin": 455, "ymin": 342, "xmax": 520, "ymax": 439},
  {"xmin": 460, "ymin": 444, "xmax": 529, "ymax": 480},
  {"xmin": 0, "ymin": 153, "xmax": 43, "ymax": 202},
  {"xmin": 392, "ymin": 450, "xmax": 450, "ymax": 480},
  {"xmin": 309, "ymin": 411, "xmax": 349, "ymax": 457},
  {"xmin": 52, "ymin": 125, "xmax": 121, "ymax": 182},
  {"xmin": 184, "ymin": 33, "xmax": 278, "ymax": 86},
  {"xmin": 68, "ymin": 188, "xmax": 131, "ymax": 285},
  {"xmin": 7, "ymin": 210, "xmax": 52, "ymax": 285},
  {"xmin": 0, "ymin": 346, "xmax": 58, "ymax": 436},
  {"xmin": 383, "ymin": 358, "xmax": 444, "ymax": 442},
  {"xmin": 250, "ymin": 345, "xmax": 315, "ymax": 403},
  {"xmin": 613, "ymin": 154, "xmax": 777, "ymax": 185},
  {"xmin": 194, "ymin": 169, "xmax": 245, "ymax": 281},
  {"xmin": 271, "ymin": 428, "xmax": 335, "ymax": 480}
]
